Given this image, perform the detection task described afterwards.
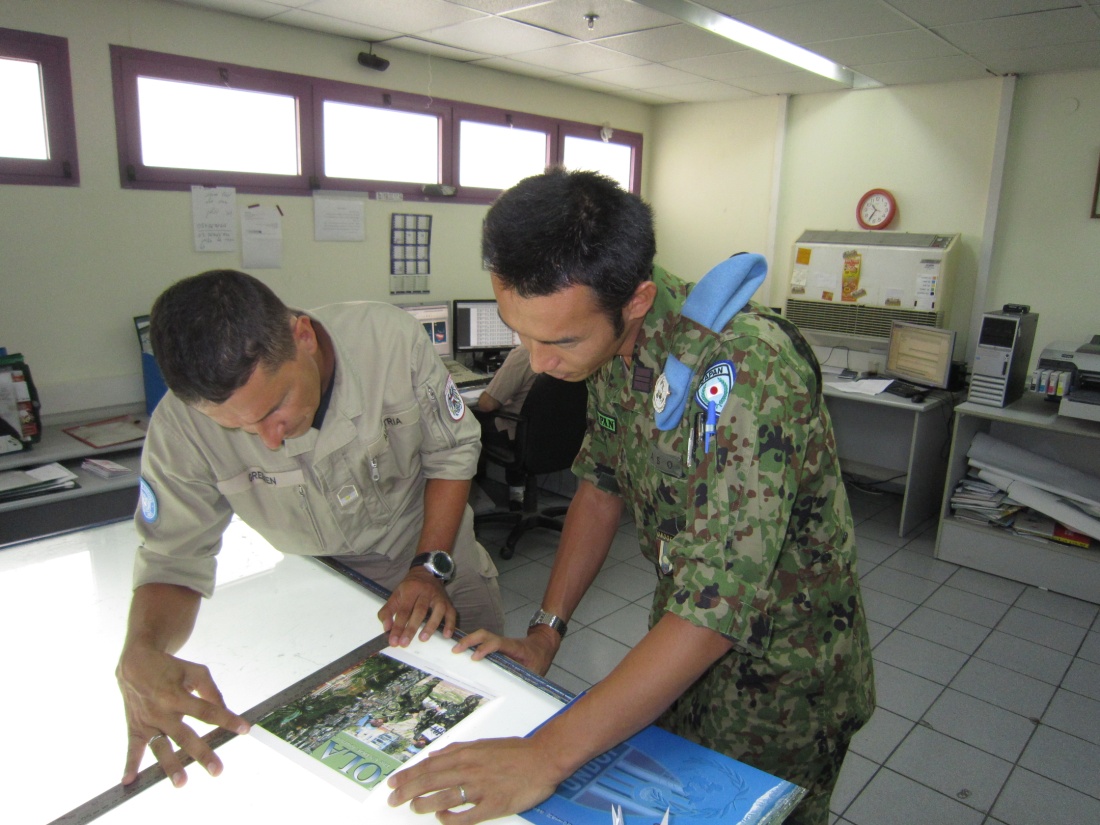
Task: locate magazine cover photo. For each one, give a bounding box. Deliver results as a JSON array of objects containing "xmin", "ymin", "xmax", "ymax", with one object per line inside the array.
[{"xmin": 255, "ymin": 649, "xmax": 494, "ymax": 796}]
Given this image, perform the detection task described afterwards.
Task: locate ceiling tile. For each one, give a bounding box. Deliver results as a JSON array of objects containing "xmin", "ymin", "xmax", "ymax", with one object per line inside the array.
[
  {"xmin": 583, "ymin": 62, "xmax": 713, "ymax": 89},
  {"xmin": 383, "ymin": 36, "xmax": 491, "ymax": 62},
  {"xmin": 172, "ymin": 0, "xmax": 303, "ymax": 19},
  {"xmin": 418, "ymin": 15, "xmax": 573, "ymax": 55},
  {"xmin": 884, "ymin": 0, "xmax": 1075, "ymax": 28},
  {"xmin": 733, "ymin": 70, "xmax": 849, "ymax": 95},
  {"xmin": 698, "ymin": 0, "xmax": 817, "ymax": 14},
  {"xmin": 807, "ymin": 29, "xmax": 962, "ymax": 66},
  {"xmin": 505, "ymin": 0, "xmax": 674, "ymax": 40},
  {"xmin": 470, "ymin": 55, "xmax": 568, "ymax": 79},
  {"xmin": 977, "ymin": 40, "xmax": 1100, "ymax": 75},
  {"xmin": 649, "ymin": 79, "xmax": 758, "ymax": 102},
  {"xmin": 442, "ymin": 0, "xmax": 546, "ymax": 13},
  {"xmin": 595, "ymin": 22, "xmax": 746, "ymax": 61},
  {"xmin": 271, "ymin": 9, "xmax": 401, "ymax": 41},
  {"xmin": 554, "ymin": 73, "xmax": 681, "ymax": 104},
  {"xmin": 302, "ymin": 0, "xmax": 483, "ymax": 33},
  {"xmin": 509, "ymin": 42, "xmax": 648, "ymax": 73},
  {"xmin": 849, "ymin": 54, "xmax": 994, "ymax": 86},
  {"xmin": 738, "ymin": 0, "xmax": 917, "ymax": 42},
  {"xmin": 933, "ymin": 7, "xmax": 1100, "ymax": 53},
  {"xmin": 667, "ymin": 48, "xmax": 798, "ymax": 83}
]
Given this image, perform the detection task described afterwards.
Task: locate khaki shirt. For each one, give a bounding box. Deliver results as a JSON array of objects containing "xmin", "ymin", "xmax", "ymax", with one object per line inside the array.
[
  {"xmin": 482, "ymin": 344, "xmax": 535, "ymax": 440},
  {"xmin": 134, "ymin": 301, "xmax": 482, "ymax": 598}
]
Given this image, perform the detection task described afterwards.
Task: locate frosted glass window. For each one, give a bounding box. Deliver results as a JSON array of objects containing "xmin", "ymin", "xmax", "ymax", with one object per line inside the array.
[
  {"xmin": 324, "ymin": 101, "xmax": 438, "ymax": 183},
  {"xmin": 563, "ymin": 135, "xmax": 633, "ymax": 192},
  {"xmin": 0, "ymin": 57, "xmax": 48, "ymax": 160},
  {"xmin": 459, "ymin": 120, "xmax": 547, "ymax": 190},
  {"xmin": 137, "ymin": 76, "xmax": 299, "ymax": 174}
]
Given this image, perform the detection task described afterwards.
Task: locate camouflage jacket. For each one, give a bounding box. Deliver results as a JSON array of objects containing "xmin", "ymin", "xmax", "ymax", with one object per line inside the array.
[{"xmin": 574, "ymin": 264, "xmax": 871, "ymax": 677}]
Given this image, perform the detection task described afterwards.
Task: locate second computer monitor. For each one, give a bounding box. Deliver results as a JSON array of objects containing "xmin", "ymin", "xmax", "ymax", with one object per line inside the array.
[
  {"xmin": 885, "ymin": 321, "xmax": 956, "ymax": 390},
  {"xmin": 398, "ymin": 302, "xmax": 453, "ymax": 360},
  {"xmin": 453, "ymin": 299, "xmax": 521, "ymax": 353}
]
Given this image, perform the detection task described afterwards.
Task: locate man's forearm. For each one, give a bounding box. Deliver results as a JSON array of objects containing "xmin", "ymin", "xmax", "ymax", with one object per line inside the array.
[
  {"xmin": 123, "ymin": 583, "xmax": 203, "ymax": 655},
  {"xmin": 532, "ymin": 613, "xmax": 733, "ymax": 779},
  {"xmin": 418, "ymin": 477, "xmax": 472, "ymax": 554}
]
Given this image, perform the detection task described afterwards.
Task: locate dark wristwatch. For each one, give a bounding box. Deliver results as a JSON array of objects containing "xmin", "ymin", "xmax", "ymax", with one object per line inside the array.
[
  {"xmin": 528, "ymin": 608, "xmax": 567, "ymax": 638},
  {"xmin": 410, "ymin": 550, "xmax": 455, "ymax": 584}
]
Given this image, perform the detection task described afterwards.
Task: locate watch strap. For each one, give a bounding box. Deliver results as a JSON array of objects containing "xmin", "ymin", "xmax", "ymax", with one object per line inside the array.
[{"xmin": 528, "ymin": 608, "xmax": 567, "ymax": 638}]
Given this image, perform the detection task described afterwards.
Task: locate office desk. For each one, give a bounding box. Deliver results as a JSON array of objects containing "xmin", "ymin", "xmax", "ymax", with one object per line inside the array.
[
  {"xmin": 823, "ymin": 385, "xmax": 956, "ymax": 537},
  {"xmin": 0, "ymin": 519, "xmax": 563, "ymax": 825}
]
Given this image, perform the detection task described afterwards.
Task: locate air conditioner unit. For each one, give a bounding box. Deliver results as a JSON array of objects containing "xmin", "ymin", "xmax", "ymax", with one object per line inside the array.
[{"xmin": 785, "ymin": 230, "xmax": 959, "ymax": 342}]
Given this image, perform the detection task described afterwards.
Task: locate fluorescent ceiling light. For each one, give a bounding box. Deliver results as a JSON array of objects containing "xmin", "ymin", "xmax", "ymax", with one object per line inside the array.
[{"xmin": 630, "ymin": 0, "xmax": 880, "ymax": 89}]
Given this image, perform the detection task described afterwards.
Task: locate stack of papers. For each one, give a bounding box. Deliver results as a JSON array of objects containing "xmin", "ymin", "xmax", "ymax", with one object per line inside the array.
[
  {"xmin": 81, "ymin": 458, "xmax": 135, "ymax": 479},
  {"xmin": 0, "ymin": 462, "xmax": 79, "ymax": 503},
  {"xmin": 949, "ymin": 475, "xmax": 1023, "ymax": 527}
]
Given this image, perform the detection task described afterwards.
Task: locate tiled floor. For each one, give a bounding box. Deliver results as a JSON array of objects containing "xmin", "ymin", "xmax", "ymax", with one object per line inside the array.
[{"xmin": 474, "ymin": 481, "xmax": 1100, "ymax": 825}]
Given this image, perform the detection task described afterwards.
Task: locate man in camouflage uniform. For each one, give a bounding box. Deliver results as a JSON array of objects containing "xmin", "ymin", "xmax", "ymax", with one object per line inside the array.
[{"xmin": 387, "ymin": 169, "xmax": 875, "ymax": 825}]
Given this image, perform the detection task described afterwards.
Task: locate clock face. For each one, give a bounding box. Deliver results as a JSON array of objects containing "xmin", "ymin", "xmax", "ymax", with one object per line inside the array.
[{"xmin": 857, "ymin": 189, "xmax": 896, "ymax": 230}]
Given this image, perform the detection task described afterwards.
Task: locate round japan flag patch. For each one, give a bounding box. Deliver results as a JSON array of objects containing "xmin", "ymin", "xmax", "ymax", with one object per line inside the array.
[{"xmin": 695, "ymin": 360, "xmax": 737, "ymax": 413}]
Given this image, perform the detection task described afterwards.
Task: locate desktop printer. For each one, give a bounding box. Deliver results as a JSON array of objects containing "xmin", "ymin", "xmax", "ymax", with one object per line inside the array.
[{"xmin": 1034, "ymin": 336, "xmax": 1100, "ymax": 423}]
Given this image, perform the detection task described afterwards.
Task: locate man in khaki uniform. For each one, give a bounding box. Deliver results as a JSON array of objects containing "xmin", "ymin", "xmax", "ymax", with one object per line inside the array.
[{"xmin": 116, "ymin": 270, "xmax": 503, "ymax": 790}]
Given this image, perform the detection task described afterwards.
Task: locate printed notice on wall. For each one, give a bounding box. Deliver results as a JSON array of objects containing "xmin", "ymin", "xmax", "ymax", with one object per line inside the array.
[
  {"xmin": 314, "ymin": 196, "xmax": 365, "ymax": 242},
  {"xmin": 241, "ymin": 205, "xmax": 283, "ymax": 269},
  {"xmin": 191, "ymin": 185, "xmax": 237, "ymax": 252}
]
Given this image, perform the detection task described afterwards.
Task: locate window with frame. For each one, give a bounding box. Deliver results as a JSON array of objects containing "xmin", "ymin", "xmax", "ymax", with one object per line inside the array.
[
  {"xmin": 111, "ymin": 46, "xmax": 643, "ymax": 201},
  {"xmin": 0, "ymin": 27, "xmax": 79, "ymax": 187}
]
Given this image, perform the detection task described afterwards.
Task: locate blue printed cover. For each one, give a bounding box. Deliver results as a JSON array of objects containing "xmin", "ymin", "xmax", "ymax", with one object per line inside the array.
[{"xmin": 519, "ymin": 724, "xmax": 805, "ymax": 825}]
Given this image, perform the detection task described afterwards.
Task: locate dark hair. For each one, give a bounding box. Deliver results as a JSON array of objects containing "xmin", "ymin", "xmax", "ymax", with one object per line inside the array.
[
  {"xmin": 482, "ymin": 168, "xmax": 656, "ymax": 334},
  {"xmin": 149, "ymin": 270, "xmax": 296, "ymax": 405}
]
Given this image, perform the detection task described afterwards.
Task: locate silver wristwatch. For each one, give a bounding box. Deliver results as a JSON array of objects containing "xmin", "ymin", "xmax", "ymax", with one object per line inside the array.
[
  {"xmin": 410, "ymin": 550, "xmax": 455, "ymax": 583},
  {"xmin": 528, "ymin": 608, "xmax": 567, "ymax": 638}
]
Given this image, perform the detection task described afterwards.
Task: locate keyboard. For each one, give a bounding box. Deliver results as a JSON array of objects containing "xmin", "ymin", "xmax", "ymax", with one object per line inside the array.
[
  {"xmin": 443, "ymin": 359, "xmax": 490, "ymax": 389},
  {"xmin": 883, "ymin": 380, "xmax": 929, "ymax": 400}
]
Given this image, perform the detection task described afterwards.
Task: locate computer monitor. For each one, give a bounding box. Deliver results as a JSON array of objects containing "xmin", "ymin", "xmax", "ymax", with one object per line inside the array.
[
  {"xmin": 884, "ymin": 321, "xmax": 956, "ymax": 390},
  {"xmin": 453, "ymin": 299, "xmax": 521, "ymax": 353},
  {"xmin": 398, "ymin": 302, "xmax": 452, "ymax": 360}
]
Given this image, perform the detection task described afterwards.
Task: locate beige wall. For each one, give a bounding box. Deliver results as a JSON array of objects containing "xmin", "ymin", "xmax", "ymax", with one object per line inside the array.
[
  {"xmin": 4, "ymin": 0, "xmax": 1099, "ymax": 416},
  {"xmin": 647, "ymin": 96, "xmax": 785, "ymax": 289},
  {"xmin": 988, "ymin": 70, "xmax": 1100, "ymax": 355},
  {"xmin": 0, "ymin": 0, "xmax": 651, "ymax": 414}
]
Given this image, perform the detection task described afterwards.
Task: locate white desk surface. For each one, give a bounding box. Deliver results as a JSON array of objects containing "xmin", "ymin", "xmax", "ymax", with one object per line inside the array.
[
  {"xmin": 0, "ymin": 519, "xmax": 563, "ymax": 825},
  {"xmin": 823, "ymin": 381, "xmax": 949, "ymax": 411}
]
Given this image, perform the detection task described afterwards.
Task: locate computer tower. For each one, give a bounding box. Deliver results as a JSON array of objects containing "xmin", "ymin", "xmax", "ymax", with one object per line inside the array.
[{"xmin": 967, "ymin": 310, "xmax": 1039, "ymax": 407}]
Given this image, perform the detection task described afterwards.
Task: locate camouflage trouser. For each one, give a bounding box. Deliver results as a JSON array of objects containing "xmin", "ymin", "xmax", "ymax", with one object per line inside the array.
[{"xmin": 656, "ymin": 626, "xmax": 874, "ymax": 825}]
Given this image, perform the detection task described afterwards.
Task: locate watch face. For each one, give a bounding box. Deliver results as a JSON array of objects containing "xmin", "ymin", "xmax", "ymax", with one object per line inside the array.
[{"xmin": 431, "ymin": 551, "xmax": 454, "ymax": 577}]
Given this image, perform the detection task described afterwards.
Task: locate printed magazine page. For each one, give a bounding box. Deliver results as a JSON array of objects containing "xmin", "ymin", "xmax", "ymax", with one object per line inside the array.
[
  {"xmin": 251, "ymin": 643, "xmax": 496, "ymax": 800},
  {"xmin": 520, "ymin": 724, "xmax": 806, "ymax": 825}
]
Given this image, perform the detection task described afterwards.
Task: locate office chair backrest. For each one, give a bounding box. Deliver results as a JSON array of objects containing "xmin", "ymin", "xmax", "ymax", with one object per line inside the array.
[{"xmin": 514, "ymin": 374, "xmax": 588, "ymax": 475}]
